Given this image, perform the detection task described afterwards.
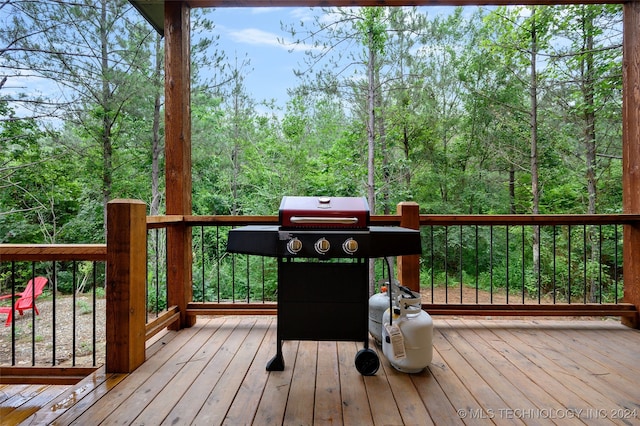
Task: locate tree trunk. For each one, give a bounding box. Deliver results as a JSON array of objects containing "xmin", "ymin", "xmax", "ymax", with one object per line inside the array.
[
  {"xmin": 101, "ymin": 0, "xmax": 113, "ymax": 236},
  {"xmin": 581, "ymin": 6, "xmax": 598, "ymax": 301},
  {"xmin": 151, "ymin": 33, "xmax": 163, "ymax": 216},
  {"xmin": 367, "ymin": 29, "xmax": 377, "ymax": 294},
  {"xmin": 530, "ymin": 7, "xmax": 541, "ymax": 286}
]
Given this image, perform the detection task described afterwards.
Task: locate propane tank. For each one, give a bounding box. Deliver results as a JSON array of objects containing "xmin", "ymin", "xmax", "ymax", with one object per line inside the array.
[
  {"xmin": 368, "ymin": 285, "xmax": 389, "ymax": 346},
  {"xmin": 382, "ymin": 289, "xmax": 433, "ymax": 373}
]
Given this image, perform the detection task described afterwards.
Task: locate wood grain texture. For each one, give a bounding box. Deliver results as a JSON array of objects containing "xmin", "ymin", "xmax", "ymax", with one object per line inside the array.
[{"xmin": 15, "ymin": 317, "xmax": 640, "ymax": 425}]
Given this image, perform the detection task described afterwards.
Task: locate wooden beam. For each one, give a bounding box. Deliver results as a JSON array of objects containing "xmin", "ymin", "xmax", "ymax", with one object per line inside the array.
[
  {"xmin": 0, "ymin": 244, "xmax": 106, "ymax": 261},
  {"xmin": 106, "ymin": 199, "xmax": 147, "ymax": 373},
  {"xmin": 164, "ymin": 1, "xmax": 195, "ymax": 329},
  {"xmin": 422, "ymin": 303, "xmax": 638, "ymax": 317},
  {"xmin": 0, "ymin": 367, "xmax": 99, "ymax": 385},
  {"xmin": 622, "ymin": 1, "xmax": 640, "ymax": 329},
  {"xmin": 145, "ymin": 305, "xmax": 181, "ymax": 339},
  {"xmin": 188, "ymin": 0, "xmax": 627, "ymax": 7},
  {"xmin": 187, "ymin": 302, "xmax": 278, "ymax": 315},
  {"xmin": 397, "ymin": 202, "xmax": 421, "ymax": 292}
]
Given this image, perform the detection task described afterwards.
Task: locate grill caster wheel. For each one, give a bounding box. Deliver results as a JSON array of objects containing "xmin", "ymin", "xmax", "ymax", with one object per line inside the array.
[{"xmin": 355, "ymin": 348, "xmax": 379, "ymax": 376}]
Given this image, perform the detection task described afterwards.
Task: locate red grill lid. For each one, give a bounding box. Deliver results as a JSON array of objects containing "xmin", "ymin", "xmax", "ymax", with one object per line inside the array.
[{"xmin": 279, "ymin": 196, "xmax": 370, "ymax": 229}]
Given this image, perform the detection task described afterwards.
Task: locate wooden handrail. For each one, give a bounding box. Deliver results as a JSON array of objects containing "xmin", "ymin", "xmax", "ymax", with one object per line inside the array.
[
  {"xmin": 0, "ymin": 244, "xmax": 107, "ymax": 261},
  {"xmin": 420, "ymin": 214, "xmax": 640, "ymax": 226},
  {"xmin": 146, "ymin": 213, "xmax": 640, "ymax": 229}
]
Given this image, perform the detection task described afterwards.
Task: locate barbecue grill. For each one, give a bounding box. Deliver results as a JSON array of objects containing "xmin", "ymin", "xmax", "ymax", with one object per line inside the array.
[{"xmin": 227, "ymin": 196, "xmax": 422, "ymax": 375}]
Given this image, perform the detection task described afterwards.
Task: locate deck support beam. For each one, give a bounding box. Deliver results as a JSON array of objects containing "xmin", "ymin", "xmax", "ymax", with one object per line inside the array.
[
  {"xmin": 622, "ymin": 1, "xmax": 640, "ymax": 329},
  {"xmin": 164, "ymin": 1, "xmax": 195, "ymax": 329}
]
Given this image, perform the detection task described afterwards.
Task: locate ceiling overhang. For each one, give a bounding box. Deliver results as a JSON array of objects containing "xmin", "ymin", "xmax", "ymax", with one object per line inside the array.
[{"xmin": 129, "ymin": 0, "xmax": 165, "ymax": 35}]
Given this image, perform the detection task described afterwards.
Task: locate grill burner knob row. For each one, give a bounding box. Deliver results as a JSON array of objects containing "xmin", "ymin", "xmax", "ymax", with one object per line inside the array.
[
  {"xmin": 342, "ymin": 238, "xmax": 359, "ymax": 255},
  {"xmin": 314, "ymin": 238, "xmax": 331, "ymax": 254},
  {"xmin": 286, "ymin": 237, "xmax": 303, "ymax": 255}
]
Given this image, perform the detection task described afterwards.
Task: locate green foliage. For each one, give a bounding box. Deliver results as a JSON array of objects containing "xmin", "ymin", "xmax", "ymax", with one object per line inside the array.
[{"xmin": 1, "ymin": 5, "xmax": 626, "ymax": 303}]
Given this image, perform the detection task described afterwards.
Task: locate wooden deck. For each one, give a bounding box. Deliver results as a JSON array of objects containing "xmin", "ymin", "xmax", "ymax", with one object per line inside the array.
[{"xmin": 3, "ymin": 316, "xmax": 640, "ymax": 425}]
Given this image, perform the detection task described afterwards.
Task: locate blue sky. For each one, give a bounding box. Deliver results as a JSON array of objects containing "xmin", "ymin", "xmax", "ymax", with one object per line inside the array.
[
  {"xmin": 203, "ymin": 7, "xmax": 466, "ymax": 110},
  {"xmin": 204, "ymin": 7, "xmax": 317, "ymax": 109}
]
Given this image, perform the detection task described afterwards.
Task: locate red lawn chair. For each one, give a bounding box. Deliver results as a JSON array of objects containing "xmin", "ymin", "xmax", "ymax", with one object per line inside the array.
[{"xmin": 0, "ymin": 276, "xmax": 48, "ymax": 327}]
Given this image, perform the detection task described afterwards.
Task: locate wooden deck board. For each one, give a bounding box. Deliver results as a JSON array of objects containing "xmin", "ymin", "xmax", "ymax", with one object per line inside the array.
[
  {"xmin": 335, "ymin": 341, "xmax": 374, "ymax": 425},
  {"xmin": 314, "ymin": 341, "xmax": 342, "ymax": 425},
  {"xmin": 0, "ymin": 384, "xmax": 69, "ymax": 425},
  {"xmin": 222, "ymin": 317, "xmax": 275, "ymax": 425},
  {"xmin": 67, "ymin": 317, "xmax": 220, "ymax": 424},
  {"xmin": 453, "ymin": 321, "xmax": 582, "ymax": 426},
  {"xmin": 533, "ymin": 326, "xmax": 639, "ymax": 409},
  {"xmin": 499, "ymin": 325, "xmax": 622, "ymax": 424},
  {"xmin": 8, "ymin": 317, "xmax": 640, "ymax": 426}
]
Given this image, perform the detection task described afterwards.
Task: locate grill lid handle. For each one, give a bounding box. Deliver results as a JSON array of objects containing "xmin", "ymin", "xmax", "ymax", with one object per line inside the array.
[{"xmin": 289, "ymin": 216, "xmax": 359, "ymax": 225}]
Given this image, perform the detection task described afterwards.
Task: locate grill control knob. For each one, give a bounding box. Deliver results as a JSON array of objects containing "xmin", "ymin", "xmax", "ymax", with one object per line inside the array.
[
  {"xmin": 314, "ymin": 238, "xmax": 330, "ymax": 254},
  {"xmin": 286, "ymin": 238, "xmax": 303, "ymax": 255},
  {"xmin": 342, "ymin": 238, "xmax": 359, "ymax": 255}
]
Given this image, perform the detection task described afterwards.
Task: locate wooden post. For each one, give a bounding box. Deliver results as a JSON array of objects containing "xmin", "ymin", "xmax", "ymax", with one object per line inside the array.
[
  {"xmin": 622, "ymin": 2, "xmax": 640, "ymax": 329},
  {"xmin": 165, "ymin": 1, "xmax": 195, "ymax": 329},
  {"xmin": 106, "ymin": 199, "xmax": 147, "ymax": 373},
  {"xmin": 397, "ymin": 202, "xmax": 420, "ymax": 292}
]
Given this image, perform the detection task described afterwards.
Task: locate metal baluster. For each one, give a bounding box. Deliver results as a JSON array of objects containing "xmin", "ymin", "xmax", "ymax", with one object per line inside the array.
[
  {"xmin": 475, "ymin": 225, "xmax": 479, "ymax": 304},
  {"xmin": 262, "ymin": 256, "xmax": 266, "ymax": 303},
  {"xmin": 553, "ymin": 226, "xmax": 557, "ymax": 304},
  {"xmin": 93, "ymin": 261, "xmax": 97, "ymax": 366},
  {"xmin": 430, "ymin": 226, "xmax": 434, "ymax": 304},
  {"xmin": 537, "ymin": 226, "xmax": 542, "ymax": 304},
  {"xmin": 598, "ymin": 225, "xmax": 603, "ymax": 304},
  {"xmin": 522, "ymin": 226, "xmax": 525, "ymax": 304},
  {"xmin": 217, "ymin": 227, "xmax": 221, "ymax": 302},
  {"xmin": 490, "ymin": 226, "xmax": 494, "ymax": 304},
  {"xmin": 568, "ymin": 226, "xmax": 572, "ymax": 304},
  {"xmin": 583, "ymin": 224, "xmax": 588, "ymax": 304},
  {"xmin": 614, "ymin": 225, "xmax": 619, "ymax": 303},
  {"xmin": 201, "ymin": 226, "xmax": 206, "ymax": 302},
  {"xmin": 52, "ymin": 261, "xmax": 57, "ymax": 365},
  {"xmin": 246, "ymin": 255, "xmax": 250, "ymax": 303},
  {"xmin": 506, "ymin": 225, "xmax": 509, "ymax": 304},
  {"xmin": 459, "ymin": 225, "xmax": 463, "ymax": 303},
  {"xmin": 72, "ymin": 260, "xmax": 77, "ymax": 366},
  {"xmin": 31, "ymin": 262, "xmax": 36, "ymax": 366},
  {"xmin": 444, "ymin": 226, "xmax": 448, "ymax": 303}
]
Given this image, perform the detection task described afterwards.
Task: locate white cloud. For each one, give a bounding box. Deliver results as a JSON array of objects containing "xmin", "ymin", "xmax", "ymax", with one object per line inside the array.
[
  {"xmin": 227, "ymin": 28, "xmax": 281, "ymax": 46},
  {"xmin": 226, "ymin": 27, "xmax": 320, "ymax": 53}
]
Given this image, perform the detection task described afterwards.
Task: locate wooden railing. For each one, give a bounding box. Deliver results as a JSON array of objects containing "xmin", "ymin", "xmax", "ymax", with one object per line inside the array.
[
  {"xmin": 418, "ymin": 214, "xmax": 640, "ymax": 321},
  {"xmin": 2, "ymin": 199, "xmax": 639, "ymax": 384},
  {"xmin": 0, "ymin": 244, "xmax": 107, "ymax": 384},
  {"xmin": 146, "ymin": 204, "xmax": 640, "ymax": 327}
]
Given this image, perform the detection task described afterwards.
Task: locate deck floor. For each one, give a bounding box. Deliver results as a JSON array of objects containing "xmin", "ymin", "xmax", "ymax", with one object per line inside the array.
[{"xmin": 5, "ymin": 316, "xmax": 640, "ymax": 425}]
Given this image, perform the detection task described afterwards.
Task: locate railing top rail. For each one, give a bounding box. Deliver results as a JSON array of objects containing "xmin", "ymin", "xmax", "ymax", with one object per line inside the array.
[
  {"xmin": 420, "ymin": 214, "xmax": 640, "ymax": 226},
  {"xmin": 0, "ymin": 244, "xmax": 107, "ymax": 262},
  {"xmin": 147, "ymin": 214, "xmax": 407, "ymax": 228},
  {"xmin": 146, "ymin": 213, "xmax": 640, "ymax": 229}
]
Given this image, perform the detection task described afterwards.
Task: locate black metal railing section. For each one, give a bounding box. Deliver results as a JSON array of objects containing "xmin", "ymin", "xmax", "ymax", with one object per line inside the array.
[
  {"xmin": 146, "ymin": 227, "xmax": 169, "ymax": 317},
  {"xmin": 141, "ymin": 214, "xmax": 637, "ymax": 316},
  {"xmin": 0, "ymin": 259, "xmax": 105, "ymax": 367},
  {"xmin": 1, "ymin": 213, "xmax": 637, "ymax": 371},
  {"xmin": 192, "ymin": 225, "xmax": 277, "ymax": 304},
  {"xmin": 421, "ymin": 223, "xmax": 622, "ymax": 305}
]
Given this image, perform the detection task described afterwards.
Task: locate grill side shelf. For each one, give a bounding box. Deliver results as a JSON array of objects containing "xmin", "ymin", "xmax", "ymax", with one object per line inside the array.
[{"xmin": 226, "ymin": 225, "xmax": 280, "ymax": 257}]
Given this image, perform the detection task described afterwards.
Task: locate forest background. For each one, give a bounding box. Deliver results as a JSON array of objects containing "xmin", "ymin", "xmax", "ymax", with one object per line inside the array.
[{"xmin": 0, "ymin": 2, "xmax": 624, "ymax": 302}]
